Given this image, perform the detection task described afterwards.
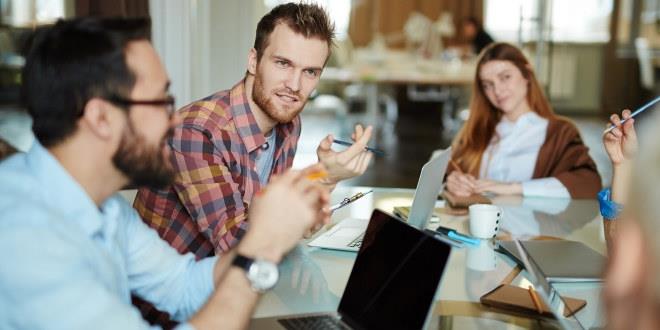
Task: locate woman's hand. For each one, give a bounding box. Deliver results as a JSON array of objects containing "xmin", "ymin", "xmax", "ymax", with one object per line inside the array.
[
  {"xmin": 475, "ymin": 179, "xmax": 522, "ymax": 195},
  {"xmin": 603, "ymin": 109, "xmax": 638, "ymax": 166},
  {"xmin": 446, "ymin": 171, "xmax": 477, "ymax": 196}
]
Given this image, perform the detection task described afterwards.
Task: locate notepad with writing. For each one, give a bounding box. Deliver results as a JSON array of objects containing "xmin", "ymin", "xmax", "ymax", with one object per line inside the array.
[{"xmin": 480, "ymin": 284, "xmax": 586, "ymax": 317}]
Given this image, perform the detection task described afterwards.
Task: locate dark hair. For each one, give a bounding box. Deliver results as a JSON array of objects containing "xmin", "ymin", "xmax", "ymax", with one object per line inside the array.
[
  {"xmin": 463, "ymin": 16, "xmax": 483, "ymax": 30},
  {"xmin": 21, "ymin": 17, "xmax": 150, "ymax": 147},
  {"xmin": 253, "ymin": 2, "xmax": 335, "ymax": 62}
]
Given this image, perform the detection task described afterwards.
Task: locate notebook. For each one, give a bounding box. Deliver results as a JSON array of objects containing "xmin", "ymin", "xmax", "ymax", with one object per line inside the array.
[
  {"xmin": 308, "ymin": 147, "xmax": 451, "ymax": 252},
  {"xmin": 249, "ymin": 209, "xmax": 453, "ymax": 330},
  {"xmin": 481, "ymin": 284, "xmax": 586, "ymax": 318},
  {"xmin": 498, "ymin": 240, "xmax": 606, "ymax": 282},
  {"xmin": 441, "ymin": 190, "xmax": 491, "ymax": 208}
]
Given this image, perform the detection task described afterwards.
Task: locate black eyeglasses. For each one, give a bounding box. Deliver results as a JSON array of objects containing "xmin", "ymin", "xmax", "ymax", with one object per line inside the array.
[{"xmin": 107, "ymin": 94, "xmax": 176, "ymax": 117}]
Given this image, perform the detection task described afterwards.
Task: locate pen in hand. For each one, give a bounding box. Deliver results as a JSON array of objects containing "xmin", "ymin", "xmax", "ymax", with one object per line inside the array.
[
  {"xmin": 450, "ymin": 159, "xmax": 462, "ymax": 173},
  {"xmin": 605, "ymin": 95, "xmax": 660, "ymax": 133},
  {"xmin": 332, "ymin": 139, "xmax": 385, "ymax": 156}
]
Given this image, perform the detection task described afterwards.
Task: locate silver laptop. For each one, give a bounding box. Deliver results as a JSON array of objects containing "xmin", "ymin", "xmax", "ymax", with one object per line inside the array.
[
  {"xmin": 513, "ymin": 240, "xmax": 586, "ymax": 330},
  {"xmin": 250, "ymin": 209, "xmax": 453, "ymax": 330},
  {"xmin": 308, "ymin": 147, "xmax": 452, "ymax": 251},
  {"xmin": 499, "ymin": 240, "xmax": 605, "ymax": 282}
]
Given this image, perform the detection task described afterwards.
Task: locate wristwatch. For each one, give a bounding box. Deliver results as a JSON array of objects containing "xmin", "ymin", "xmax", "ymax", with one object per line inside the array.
[{"xmin": 232, "ymin": 254, "xmax": 279, "ymax": 293}]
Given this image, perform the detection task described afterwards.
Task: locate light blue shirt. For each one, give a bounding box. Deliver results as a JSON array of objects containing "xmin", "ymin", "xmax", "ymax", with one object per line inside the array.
[
  {"xmin": 255, "ymin": 131, "xmax": 277, "ymax": 186},
  {"xmin": 0, "ymin": 143, "xmax": 217, "ymax": 329}
]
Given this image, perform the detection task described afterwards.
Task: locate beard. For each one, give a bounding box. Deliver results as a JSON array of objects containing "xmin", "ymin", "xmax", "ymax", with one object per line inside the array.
[
  {"xmin": 252, "ymin": 72, "xmax": 306, "ymax": 124},
  {"xmin": 112, "ymin": 121, "xmax": 175, "ymax": 190}
]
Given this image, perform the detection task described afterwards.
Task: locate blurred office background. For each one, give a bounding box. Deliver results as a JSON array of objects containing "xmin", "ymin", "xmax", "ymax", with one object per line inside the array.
[{"xmin": 0, "ymin": 0, "xmax": 658, "ymax": 188}]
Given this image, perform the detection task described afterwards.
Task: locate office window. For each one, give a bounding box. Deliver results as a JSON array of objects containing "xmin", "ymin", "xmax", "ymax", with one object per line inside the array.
[
  {"xmin": 263, "ymin": 0, "xmax": 352, "ymax": 40},
  {"xmin": 484, "ymin": 0, "xmax": 613, "ymax": 43},
  {"xmin": 1, "ymin": 0, "xmax": 66, "ymax": 26}
]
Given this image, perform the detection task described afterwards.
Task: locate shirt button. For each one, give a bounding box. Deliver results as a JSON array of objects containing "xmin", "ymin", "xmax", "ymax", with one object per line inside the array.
[{"xmin": 261, "ymin": 142, "xmax": 269, "ymax": 150}]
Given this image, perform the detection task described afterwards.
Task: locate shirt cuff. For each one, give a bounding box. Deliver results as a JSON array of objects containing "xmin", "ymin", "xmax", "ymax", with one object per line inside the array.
[
  {"xmin": 521, "ymin": 177, "xmax": 571, "ymax": 198},
  {"xmin": 598, "ymin": 188, "xmax": 623, "ymax": 220}
]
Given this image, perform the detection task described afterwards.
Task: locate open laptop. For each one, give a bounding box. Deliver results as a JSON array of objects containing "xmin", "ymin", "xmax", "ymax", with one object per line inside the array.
[
  {"xmin": 250, "ymin": 209, "xmax": 453, "ymax": 330},
  {"xmin": 308, "ymin": 147, "xmax": 452, "ymax": 251},
  {"xmin": 513, "ymin": 240, "xmax": 586, "ymax": 330}
]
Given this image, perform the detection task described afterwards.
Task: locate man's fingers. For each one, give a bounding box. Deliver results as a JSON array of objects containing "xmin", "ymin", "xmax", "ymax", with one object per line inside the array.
[
  {"xmin": 353, "ymin": 124, "xmax": 365, "ymax": 141},
  {"xmin": 317, "ymin": 134, "xmax": 334, "ymax": 152}
]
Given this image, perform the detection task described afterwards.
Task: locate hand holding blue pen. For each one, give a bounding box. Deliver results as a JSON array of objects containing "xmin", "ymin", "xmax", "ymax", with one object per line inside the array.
[
  {"xmin": 332, "ymin": 139, "xmax": 385, "ymax": 156},
  {"xmin": 604, "ymin": 96, "xmax": 660, "ymax": 133}
]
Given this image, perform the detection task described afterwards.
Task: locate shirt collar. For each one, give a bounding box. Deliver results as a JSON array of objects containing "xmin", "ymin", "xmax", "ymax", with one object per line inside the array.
[
  {"xmin": 228, "ymin": 79, "xmax": 299, "ymax": 153},
  {"xmin": 26, "ymin": 142, "xmax": 105, "ymax": 237},
  {"xmin": 497, "ymin": 111, "xmax": 544, "ymax": 135}
]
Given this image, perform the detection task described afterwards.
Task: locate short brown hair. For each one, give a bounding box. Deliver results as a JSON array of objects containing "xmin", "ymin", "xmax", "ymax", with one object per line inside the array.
[{"xmin": 254, "ymin": 2, "xmax": 335, "ymax": 62}]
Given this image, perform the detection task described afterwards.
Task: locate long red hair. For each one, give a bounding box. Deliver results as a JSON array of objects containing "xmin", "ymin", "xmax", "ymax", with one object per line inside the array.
[{"xmin": 451, "ymin": 42, "xmax": 556, "ymax": 176}]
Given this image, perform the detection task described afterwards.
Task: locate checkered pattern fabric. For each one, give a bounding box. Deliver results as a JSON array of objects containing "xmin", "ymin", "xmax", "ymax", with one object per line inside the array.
[{"xmin": 134, "ymin": 79, "xmax": 301, "ymax": 259}]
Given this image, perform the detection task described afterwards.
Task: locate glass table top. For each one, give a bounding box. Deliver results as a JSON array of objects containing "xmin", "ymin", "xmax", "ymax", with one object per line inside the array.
[{"xmin": 253, "ymin": 186, "xmax": 607, "ymax": 329}]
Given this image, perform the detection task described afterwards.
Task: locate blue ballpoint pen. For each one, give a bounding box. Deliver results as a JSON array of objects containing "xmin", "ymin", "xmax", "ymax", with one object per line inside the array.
[
  {"xmin": 332, "ymin": 139, "xmax": 385, "ymax": 156},
  {"xmin": 447, "ymin": 231, "xmax": 480, "ymax": 246},
  {"xmin": 436, "ymin": 226, "xmax": 480, "ymax": 246},
  {"xmin": 604, "ymin": 95, "xmax": 660, "ymax": 133}
]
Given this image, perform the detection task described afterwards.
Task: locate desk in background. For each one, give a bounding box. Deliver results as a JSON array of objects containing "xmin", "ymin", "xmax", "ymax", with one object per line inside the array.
[{"xmin": 320, "ymin": 50, "xmax": 476, "ymax": 134}]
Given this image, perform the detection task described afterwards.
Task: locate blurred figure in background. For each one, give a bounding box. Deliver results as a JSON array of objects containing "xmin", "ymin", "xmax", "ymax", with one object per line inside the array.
[
  {"xmin": 602, "ymin": 109, "xmax": 660, "ymax": 329},
  {"xmin": 461, "ymin": 16, "xmax": 494, "ymax": 56}
]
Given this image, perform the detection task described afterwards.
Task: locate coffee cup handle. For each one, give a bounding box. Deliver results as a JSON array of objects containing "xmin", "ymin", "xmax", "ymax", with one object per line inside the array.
[{"xmin": 494, "ymin": 207, "xmax": 502, "ymax": 234}]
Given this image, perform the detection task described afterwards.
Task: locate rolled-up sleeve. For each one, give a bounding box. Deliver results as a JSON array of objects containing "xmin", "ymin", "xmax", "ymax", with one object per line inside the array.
[{"xmin": 120, "ymin": 202, "xmax": 217, "ymax": 321}]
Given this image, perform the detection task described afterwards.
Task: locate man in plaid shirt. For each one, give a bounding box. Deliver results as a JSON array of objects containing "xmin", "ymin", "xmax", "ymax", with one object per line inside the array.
[{"xmin": 134, "ymin": 3, "xmax": 373, "ymax": 260}]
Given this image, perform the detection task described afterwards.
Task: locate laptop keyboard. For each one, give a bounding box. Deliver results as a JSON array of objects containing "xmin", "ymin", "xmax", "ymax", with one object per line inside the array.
[
  {"xmin": 278, "ymin": 315, "xmax": 349, "ymax": 330},
  {"xmin": 347, "ymin": 233, "xmax": 364, "ymax": 248}
]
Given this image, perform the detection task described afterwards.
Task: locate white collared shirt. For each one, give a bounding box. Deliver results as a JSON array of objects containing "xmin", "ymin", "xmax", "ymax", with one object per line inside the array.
[{"xmin": 479, "ymin": 112, "xmax": 570, "ymax": 198}]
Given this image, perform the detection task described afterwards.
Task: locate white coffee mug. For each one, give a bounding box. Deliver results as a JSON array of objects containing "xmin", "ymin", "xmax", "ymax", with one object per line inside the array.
[{"xmin": 468, "ymin": 204, "xmax": 501, "ymax": 239}]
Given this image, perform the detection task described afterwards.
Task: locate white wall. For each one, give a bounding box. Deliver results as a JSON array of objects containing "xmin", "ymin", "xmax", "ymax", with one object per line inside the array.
[{"xmin": 149, "ymin": 0, "xmax": 265, "ymax": 107}]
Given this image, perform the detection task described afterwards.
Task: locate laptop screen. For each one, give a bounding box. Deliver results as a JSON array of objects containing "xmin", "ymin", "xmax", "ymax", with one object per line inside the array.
[{"xmin": 337, "ymin": 209, "xmax": 452, "ymax": 329}]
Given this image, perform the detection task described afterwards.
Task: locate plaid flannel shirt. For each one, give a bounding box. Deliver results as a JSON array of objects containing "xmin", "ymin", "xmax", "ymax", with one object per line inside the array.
[{"xmin": 134, "ymin": 79, "xmax": 300, "ymax": 259}]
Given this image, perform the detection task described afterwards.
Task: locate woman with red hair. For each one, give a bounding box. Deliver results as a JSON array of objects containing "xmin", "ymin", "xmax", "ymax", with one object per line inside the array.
[{"xmin": 446, "ymin": 42, "xmax": 601, "ymax": 198}]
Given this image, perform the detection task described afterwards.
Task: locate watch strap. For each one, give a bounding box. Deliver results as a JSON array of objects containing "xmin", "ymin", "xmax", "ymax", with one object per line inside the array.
[{"xmin": 232, "ymin": 254, "xmax": 254, "ymax": 271}]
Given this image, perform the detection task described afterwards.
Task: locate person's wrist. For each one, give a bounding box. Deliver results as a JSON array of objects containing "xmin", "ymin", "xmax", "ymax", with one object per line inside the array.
[
  {"xmin": 598, "ymin": 188, "xmax": 624, "ymax": 221},
  {"xmin": 237, "ymin": 233, "xmax": 284, "ymax": 264},
  {"xmin": 509, "ymin": 182, "xmax": 523, "ymax": 195},
  {"xmin": 612, "ymin": 159, "xmax": 633, "ymax": 169}
]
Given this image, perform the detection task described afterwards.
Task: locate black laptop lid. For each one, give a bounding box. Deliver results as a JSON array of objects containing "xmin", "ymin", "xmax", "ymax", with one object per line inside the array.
[{"xmin": 338, "ymin": 209, "xmax": 452, "ymax": 329}]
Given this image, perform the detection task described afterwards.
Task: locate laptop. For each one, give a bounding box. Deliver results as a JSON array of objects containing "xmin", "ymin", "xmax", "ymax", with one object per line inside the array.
[
  {"xmin": 498, "ymin": 240, "xmax": 606, "ymax": 282},
  {"xmin": 513, "ymin": 240, "xmax": 586, "ymax": 330},
  {"xmin": 308, "ymin": 147, "xmax": 452, "ymax": 252},
  {"xmin": 250, "ymin": 209, "xmax": 453, "ymax": 330}
]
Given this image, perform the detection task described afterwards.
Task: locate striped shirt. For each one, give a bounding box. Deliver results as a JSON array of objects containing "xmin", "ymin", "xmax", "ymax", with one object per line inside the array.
[{"xmin": 134, "ymin": 79, "xmax": 301, "ymax": 259}]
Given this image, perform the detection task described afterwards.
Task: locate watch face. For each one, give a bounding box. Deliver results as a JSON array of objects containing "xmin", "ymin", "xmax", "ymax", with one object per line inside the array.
[{"xmin": 247, "ymin": 259, "xmax": 279, "ymax": 292}]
